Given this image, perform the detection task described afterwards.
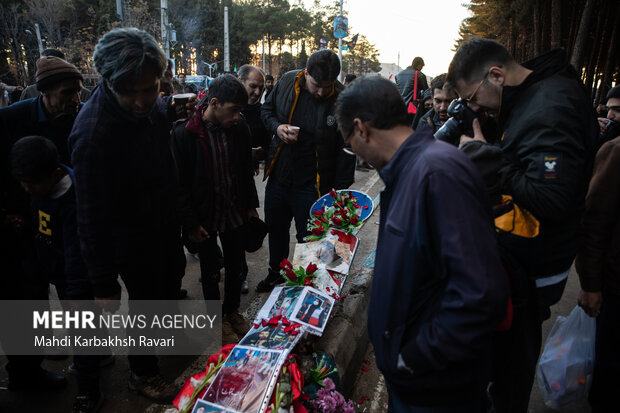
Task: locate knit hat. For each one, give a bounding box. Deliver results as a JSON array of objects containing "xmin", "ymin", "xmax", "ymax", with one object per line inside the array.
[{"xmin": 35, "ymin": 56, "xmax": 83, "ymax": 90}]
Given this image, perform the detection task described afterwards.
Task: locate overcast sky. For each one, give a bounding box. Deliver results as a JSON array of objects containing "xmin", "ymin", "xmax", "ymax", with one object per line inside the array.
[{"xmin": 304, "ymin": 0, "xmax": 471, "ymax": 78}]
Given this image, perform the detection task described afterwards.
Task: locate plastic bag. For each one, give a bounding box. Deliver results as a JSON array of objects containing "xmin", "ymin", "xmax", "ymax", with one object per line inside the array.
[{"xmin": 537, "ymin": 306, "xmax": 596, "ymax": 409}]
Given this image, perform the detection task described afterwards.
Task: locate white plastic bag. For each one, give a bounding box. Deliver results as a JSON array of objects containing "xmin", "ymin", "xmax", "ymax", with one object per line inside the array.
[{"xmin": 537, "ymin": 305, "xmax": 596, "ymax": 409}]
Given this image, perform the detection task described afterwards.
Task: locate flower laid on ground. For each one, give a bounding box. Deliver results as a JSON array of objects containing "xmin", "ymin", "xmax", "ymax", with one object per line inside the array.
[
  {"xmin": 305, "ymin": 189, "xmax": 363, "ymax": 241},
  {"xmin": 310, "ymin": 358, "xmax": 338, "ymax": 387},
  {"xmin": 309, "ymin": 378, "xmax": 355, "ymax": 413},
  {"xmin": 280, "ymin": 258, "xmax": 318, "ymax": 287},
  {"xmin": 173, "ymin": 344, "xmax": 234, "ymax": 413},
  {"xmin": 266, "ymin": 354, "xmax": 307, "ymax": 413}
]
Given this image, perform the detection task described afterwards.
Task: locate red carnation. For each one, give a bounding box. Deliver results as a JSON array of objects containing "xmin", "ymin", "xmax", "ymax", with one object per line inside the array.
[
  {"xmin": 312, "ymin": 209, "xmax": 323, "ymax": 216},
  {"xmin": 332, "ymin": 217, "xmax": 343, "ymax": 226},
  {"xmin": 329, "ymin": 189, "xmax": 338, "ymax": 198},
  {"xmin": 350, "ymin": 215, "xmax": 359, "ymax": 225}
]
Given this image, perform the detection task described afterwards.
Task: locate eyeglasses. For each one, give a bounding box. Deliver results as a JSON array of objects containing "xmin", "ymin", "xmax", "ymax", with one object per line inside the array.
[
  {"xmin": 342, "ymin": 125, "xmax": 356, "ymax": 155},
  {"xmin": 463, "ymin": 74, "xmax": 488, "ymax": 104}
]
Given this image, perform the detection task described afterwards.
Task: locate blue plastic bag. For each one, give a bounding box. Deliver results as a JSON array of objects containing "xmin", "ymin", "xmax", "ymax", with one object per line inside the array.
[{"xmin": 537, "ymin": 306, "xmax": 596, "ymax": 409}]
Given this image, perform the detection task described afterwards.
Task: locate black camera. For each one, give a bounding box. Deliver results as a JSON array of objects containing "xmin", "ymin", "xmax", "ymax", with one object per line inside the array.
[{"xmin": 433, "ymin": 98, "xmax": 478, "ymax": 146}]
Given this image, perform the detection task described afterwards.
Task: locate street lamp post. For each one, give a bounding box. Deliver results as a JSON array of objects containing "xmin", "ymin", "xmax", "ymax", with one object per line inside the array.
[{"xmin": 202, "ymin": 61, "xmax": 217, "ymax": 78}]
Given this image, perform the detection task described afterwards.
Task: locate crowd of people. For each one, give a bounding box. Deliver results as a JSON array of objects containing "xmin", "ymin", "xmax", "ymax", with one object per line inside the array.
[{"xmin": 0, "ymin": 24, "xmax": 618, "ymax": 413}]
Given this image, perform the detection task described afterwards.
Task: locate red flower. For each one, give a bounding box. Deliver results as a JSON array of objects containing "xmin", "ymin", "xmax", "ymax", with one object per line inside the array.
[
  {"xmin": 361, "ymin": 366, "xmax": 368, "ymax": 372},
  {"xmin": 268, "ymin": 316, "xmax": 280, "ymax": 326},
  {"xmin": 261, "ymin": 319, "xmax": 268, "ymax": 327},
  {"xmin": 291, "ymin": 330, "xmax": 300, "ymax": 336},
  {"xmin": 364, "ymin": 359, "xmax": 371, "ymax": 365},
  {"xmin": 284, "ymin": 325, "xmax": 293, "ymax": 333},
  {"xmin": 329, "ymin": 189, "xmax": 338, "ymax": 198},
  {"xmin": 305, "ymin": 262, "xmax": 318, "ymax": 274},
  {"xmin": 253, "ymin": 323, "xmax": 259, "ymax": 329},
  {"xmin": 312, "ymin": 227, "xmax": 325, "ymax": 235},
  {"xmin": 350, "ymin": 215, "xmax": 359, "ymax": 225},
  {"xmin": 358, "ymin": 395, "xmax": 370, "ymax": 405},
  {"xmin": 312, "ymin": 209, "xmax": 323, "ymax": 216},
  {"xmin": 332, "ymin": 217, "xmax": 343, "ymax": 226},
  {"xmin": 304, "ymin": 278, "xmax": 313, "ymax": 286},
  {"xmin": 280, "ymin": 259, "xmax": 292, "ymax": 270},
  {"xmin": 281, "ymin": 317, "xmax": 291, "ymax": 326},
  {"xmin": 286, "ymin": 269, "xmax": 296, "ymax": 281},
  {"xmin": 325, "ymin": 287, "xmax": 330, "ymax": 292}
]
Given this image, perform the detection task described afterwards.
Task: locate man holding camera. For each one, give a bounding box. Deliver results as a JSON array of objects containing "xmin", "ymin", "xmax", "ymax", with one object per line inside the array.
[{"xmin": 446, "ymin": 38, "xmax": 597, "ymax": 413}]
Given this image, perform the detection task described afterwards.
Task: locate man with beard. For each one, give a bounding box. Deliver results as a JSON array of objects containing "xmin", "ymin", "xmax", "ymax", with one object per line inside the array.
[
  {"xmin": 0, "ymin": 54, "xmax": 83, "ymax": 398},
  {"xmin": 238, "ymin": 65, "xmax": 270, "ymax": 294},
  {"xmin": 416, "ymin": 74, "xmax": 456, "ymax": 132},
  {"xmin": 261, "ymin": 74, "xmax": 274, "ymax": 103},
  {"xmin": 256, "ymin": 49, "xmax": 355, "ymax": 293},
  {"xmin": 447, "ymin": 38, "xmax": 597, "ymax": 413}
]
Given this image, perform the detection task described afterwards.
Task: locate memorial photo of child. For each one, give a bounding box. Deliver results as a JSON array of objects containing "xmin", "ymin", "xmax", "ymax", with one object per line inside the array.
[{"xmin": 292, "ymin": 288, "xmax": 335, "ymax": 332}]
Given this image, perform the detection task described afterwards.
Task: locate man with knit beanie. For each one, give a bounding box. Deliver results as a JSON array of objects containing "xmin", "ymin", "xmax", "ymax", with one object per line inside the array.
[
  {"xmin": 20, "ymin": 49, "xmax": 91, "ymax": 103},
  {"xmin": 0, "ymin": 57, "xmax": 84, "ymax": 403}
]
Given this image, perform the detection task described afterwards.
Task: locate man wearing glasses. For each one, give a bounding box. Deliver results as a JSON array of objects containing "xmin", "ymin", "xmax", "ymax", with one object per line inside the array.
[{"xmin": 446, "ymin": 38, "xmax": 598, "ymax": 413}]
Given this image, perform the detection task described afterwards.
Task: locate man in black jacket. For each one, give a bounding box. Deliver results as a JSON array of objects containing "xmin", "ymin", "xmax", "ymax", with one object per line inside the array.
[
  {"xmin": 256, "ymin": 49, "xmax": 355, "ymax": 292},
  {"xmin": 69, "ymin": 28, "xmax": 184, "ymax": 403},
  {"xmin": 171, "ymin": 75, "xmax": 259, "ymax": 343},
  {"xmin": 447, "ymin": 38, "xmax": 597, "ymax": 413},
  {"xmin": 238, "ymin": 65, "xmax": 269, "ymax": 294},
  {"xmin": 0, "ymin": 55, "xmax": 84, "ymax": 393}
]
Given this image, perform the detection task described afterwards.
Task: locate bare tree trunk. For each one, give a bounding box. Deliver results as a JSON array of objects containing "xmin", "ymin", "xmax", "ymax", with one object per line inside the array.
[
  {"xmin": 598, "ymin": 16, "xmax": 619, "ymax": 102},
  {"xmin": 570, "ymin": 0, "xmax": 595, "ymax": 71},
  {"xmin": 551, "ymin": 0, "xmax": 562, "ymax": 48},
  {"xmin": 533, "ymin": 0, "xmax": 541, "ymax": 55}
]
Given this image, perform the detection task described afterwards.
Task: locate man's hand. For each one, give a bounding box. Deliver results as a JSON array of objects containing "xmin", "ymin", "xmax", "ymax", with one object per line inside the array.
[
  {"xmin": 185, "ymin": 95, "xmax": 198, "ymax": 117},
  {"xmin": 4, "ymin": 214, "xmax": 24, "ymax": 232},
  {"xmin": 598, "ymin": 117, "xmax": 609, "ymax": 134},
  {"xmin": 459, "ymin": 118, "xmax": 487, "ymax": 148},
  {"xmin": 248, "ymin": 209, "xmax": 259, "ymax": 219},
  {"xmin": 578, "ymin": 290, "xmax": 602, "ymax": 317},
  {"xmin": 276, "ymin": 124, "xmax": 299, "ymax": 144},
  {"xmin": 188, "ymin": 225, "xmax": 209, "ymax": 243},
  {"xmin": 95, "ymin": 292, "xmax": 122, "ymax": 313}
]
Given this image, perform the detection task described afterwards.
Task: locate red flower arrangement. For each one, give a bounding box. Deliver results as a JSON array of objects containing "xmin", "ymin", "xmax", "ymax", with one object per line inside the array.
[
  {"xmin": 306, "ymin": 189, "xmax": 363, "ymax": 241},
  {"xmin": 280, "ymin": 259, "xmax": 318, "ymax": 287}
]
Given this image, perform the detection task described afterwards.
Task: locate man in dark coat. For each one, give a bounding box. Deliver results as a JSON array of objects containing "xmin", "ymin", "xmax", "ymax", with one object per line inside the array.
[
  {"xmin": 171, "ymin": 75, "xmax": 259, "ymax": 343},
  {"xmin": 69, "ymin": 27, "xmax": 185, "ymax": 404},
  {"xmin": 335, "ymin": 75, "xmax": 508, "ymax": 411},
  {"xmin": 256, "ymin": 49, "xmax": 355, "ymax": 292},
  {"xmin": 0, "ymin": 55, "xmax": 84, "ymax": 392},
  {"xmin": 447, "ymin": 38, "xmax": 597, "ymax": 413}
]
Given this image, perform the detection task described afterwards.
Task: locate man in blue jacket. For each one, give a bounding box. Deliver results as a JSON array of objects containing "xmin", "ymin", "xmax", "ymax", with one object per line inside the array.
[{"xmin": 335, "ymin": 76, "xmax": 509, "ymax": 411}]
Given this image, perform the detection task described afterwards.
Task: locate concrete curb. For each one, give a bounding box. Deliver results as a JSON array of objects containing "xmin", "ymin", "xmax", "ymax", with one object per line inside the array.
[{"xmin": 318, "ymin": 265, "xmax": 374, "ymax": 397}]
